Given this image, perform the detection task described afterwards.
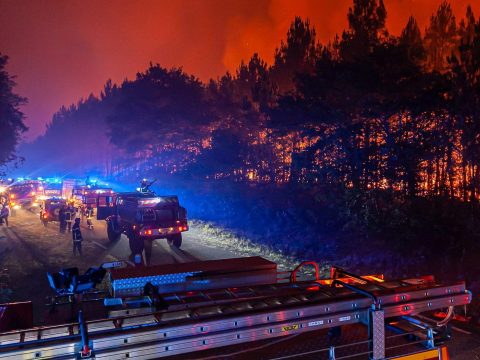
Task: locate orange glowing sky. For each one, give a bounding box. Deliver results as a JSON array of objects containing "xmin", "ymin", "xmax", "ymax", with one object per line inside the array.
[{"xmin": 0, "ymin": 0, "xmax": 478, "ymax": 140}]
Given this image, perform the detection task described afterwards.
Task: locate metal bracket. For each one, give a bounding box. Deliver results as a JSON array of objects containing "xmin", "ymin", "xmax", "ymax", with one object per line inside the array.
[{"xmin": 369, "ymin": 308, "xmax": 385, "ymax": 360}]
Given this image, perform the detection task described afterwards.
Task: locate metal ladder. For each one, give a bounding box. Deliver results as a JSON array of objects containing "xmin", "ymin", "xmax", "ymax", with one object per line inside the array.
[{"xmin": 0, "ymin": 273, "xmax": 471, "ymax": 360}]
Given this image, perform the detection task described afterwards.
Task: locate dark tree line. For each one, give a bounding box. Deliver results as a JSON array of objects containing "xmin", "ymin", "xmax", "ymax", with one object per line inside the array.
[
  {"xmin": 0, "ymin": 54, "xmax": 27, "ymax": 172},
  {"xmin": 21, "ymin": 0, "xmax": 480, "ymax": 204}
]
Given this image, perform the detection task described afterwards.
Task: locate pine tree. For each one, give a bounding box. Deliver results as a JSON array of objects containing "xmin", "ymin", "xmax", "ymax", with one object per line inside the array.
[
  {"xmin": 340, "ymin": 0, "xmax": 387, "ymax": 60},
  {"xmin": 0, "ymin": 54, "xmax": 27, "ymax": 169},
  {"xmin": 400, "ymin": 16, "xmax": 425, "ymax": 63},
  {"xmin": 270, "ymin": 17, "xmax": 318, "ymax": 94},
  {"xmin": 424, "ymin": 1, "xmax": 457, "ymax": 72}
]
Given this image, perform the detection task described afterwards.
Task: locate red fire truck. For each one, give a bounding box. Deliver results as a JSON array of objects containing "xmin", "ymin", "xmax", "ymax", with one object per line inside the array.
[
  {"xmin": 6, "ymin": 179, "xmax": 43, "ymax": 208},
  {"xmin": 72, "ymin": 185, "xmax": 114, "ymax": 208}
]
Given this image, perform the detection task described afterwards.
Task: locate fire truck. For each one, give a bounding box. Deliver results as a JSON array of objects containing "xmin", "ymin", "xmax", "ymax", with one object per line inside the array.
[
  {"xmin": 96, "ymin": 189, "xmax": 188, "ymax": 256},
  {"xmin": 5, "ymin": 179, "xmax": 43, "ymax": 208},
  {"xmin": 0, "ymin": 257, "xmax": 471, "ymax": 359},
  {"xmin": 72, "ymin": 185, "xmax": 114, "ymax": 208},
  {"xmin": 39, "ymin": 197, "xmax": 67, "ymax": 225}
]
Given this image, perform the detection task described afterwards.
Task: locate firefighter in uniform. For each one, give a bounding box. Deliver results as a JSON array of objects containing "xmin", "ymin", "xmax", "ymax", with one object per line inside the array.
[
  {"xmin": 0, "ymin": 204, "xmax": 9, "ymax": 226},
  {"xmin": 85, "ymin": 205, "xmax": 94, "ymax": 229},
  {"xmin": 59, "ymin": 205, "xmax": 67, "ymax": 233},
  {"xmin": 72, "ymin": 218, "xmax": 83, "ymax": 256},
  {"xmin": 75, "ymin": 206, "xmax": 82, "ymax": 223},
  {"xmin": 65, "ymin": 204, "xmax": 74, "ymax": 232},
  {"xmin": 139, "ymin": 179, "xmax": 156, "ymax": 193}
]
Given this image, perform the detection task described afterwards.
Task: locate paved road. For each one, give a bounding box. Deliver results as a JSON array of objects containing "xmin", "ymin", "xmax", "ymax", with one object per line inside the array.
[
  {"xmin": 0, "ymin": 208, "xmax": 240, "ymax": 323},
  {"xmin": 3, "ymin": 207, "xmax": 239, "ymax": 266}
]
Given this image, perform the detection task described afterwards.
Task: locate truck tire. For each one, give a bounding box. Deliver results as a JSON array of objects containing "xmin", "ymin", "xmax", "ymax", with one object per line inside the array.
[
  {"xmin": 107, "ymin": 220, "xmax": 121, "ymax": 242},
  {"xmin": 128, "ymin": 233, "xmax": 144, "ymax": 254},
  {"xmin": 167, "ymin": 233, "xmax": 182, "ymax": 248}
]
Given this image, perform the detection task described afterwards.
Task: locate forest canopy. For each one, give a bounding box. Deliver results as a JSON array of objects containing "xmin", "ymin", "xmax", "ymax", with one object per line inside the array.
[{"xmin": 20, "ymin": 0, "xmax": 480, "ymax": 202}]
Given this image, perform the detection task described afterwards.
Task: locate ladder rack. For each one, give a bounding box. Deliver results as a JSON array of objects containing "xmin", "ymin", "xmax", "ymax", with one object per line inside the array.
[{"xmin": 0, "ymin": 272, "xmax": 471, "ymax": 360}]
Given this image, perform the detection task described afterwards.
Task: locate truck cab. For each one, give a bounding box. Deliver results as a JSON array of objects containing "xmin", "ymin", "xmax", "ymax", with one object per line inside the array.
[
  {"xmin": 8, "ymin": 180, "xmax": 43, "ymax": 208},
  {"xmin": 97, "ymin": 192, "xmax": 188, "ymax": 257}
]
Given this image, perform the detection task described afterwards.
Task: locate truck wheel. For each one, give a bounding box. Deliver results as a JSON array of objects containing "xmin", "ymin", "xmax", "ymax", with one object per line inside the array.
[
  {"xmin": 107, "ymin": 221, "xmax": 121, "ymax": 242},
  {"xmin": 128, "ymin": 234, "xmax": 144, "ymax": 254},
  {"xmin": 167, "ymin": 233, "xmax": 182, "ymax": 248}
]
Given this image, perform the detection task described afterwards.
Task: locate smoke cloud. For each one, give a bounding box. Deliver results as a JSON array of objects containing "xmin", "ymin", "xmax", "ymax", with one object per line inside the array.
[{"xmin": 0, "ymin": 0, "xmax": 477, "ymax": 140}]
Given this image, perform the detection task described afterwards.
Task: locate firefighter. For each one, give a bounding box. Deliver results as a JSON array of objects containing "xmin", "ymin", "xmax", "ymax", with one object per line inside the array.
[
  {"xmin": 139, "ymin": 179, "xmax": 149, "ymax": 193},
  {"xmin": 72, "ymin": 218, "xmax": 83, "ymax": 256},
  {"xmin": 65, "ymin": 204, "xmax": 74, "ymax": 232},
  {"xmin": 139, "ymin": 179, "xmax": 157, "ymax": 193},
  {"xmin": 85, "ymin": 205, "xmax": 94, "ymax": 230},
  {"xmin": 40, "ymin": 204, "xmax": 48, "ymax": 227},
  {"xmin": 0, "ymin": 204, "xmax": 9, "ymax": 226},
  {"xmin": 75, "ymin": 206, "xmax": 82, "ymax": 223},
  {"xmin": 59, "ymin": 205, "xmax": 67, "ymax": 234}
]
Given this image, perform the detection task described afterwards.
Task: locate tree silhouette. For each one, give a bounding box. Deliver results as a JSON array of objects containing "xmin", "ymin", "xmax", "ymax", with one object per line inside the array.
[
  {"xmin": 0, "ymin": 54, "xmax": 27, "ymax": 170},
  {"xmin": 340, "ymin": 0, "xmax": 387, "ymax": 60},
  {"xmin": 270, "ymin": 17, "xmax": 318, "ymax": 94},
  {"xmin": 400, "ymin": 16, "xmax": 425, "ymax": 63},
  {"xmin": 424, "ymin": 1, "xmax": 458, "ymax": 72},
  {"xmin": 107, "ymin": 65, "xmax": 209, "ymax": 153}
]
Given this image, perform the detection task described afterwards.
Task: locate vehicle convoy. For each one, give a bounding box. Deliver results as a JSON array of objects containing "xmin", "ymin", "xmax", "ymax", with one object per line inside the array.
[
  {"xmin": 96, "ymin": 180, "xmax": 188, "ymax": 255},
  {"xmin": 0, "ymin": 257, "xmax": 471, "ymax": 359}
]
